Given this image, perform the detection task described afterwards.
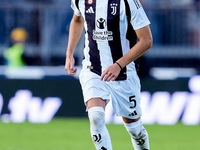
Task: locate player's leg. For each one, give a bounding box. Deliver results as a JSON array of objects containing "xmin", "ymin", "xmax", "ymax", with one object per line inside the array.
[
  {"xmin": 123, "ymin": 117, "xmax": 150, "ymax": 150},
  {"xmin": 87, "ymin": 98, "xmax": 113, "ymax": 150}
]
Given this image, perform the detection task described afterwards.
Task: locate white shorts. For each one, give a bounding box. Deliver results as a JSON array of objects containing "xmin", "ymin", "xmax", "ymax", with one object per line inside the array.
[{"xmin": 79, "ymin": 69, "xmax": 142, "ymax": 119}]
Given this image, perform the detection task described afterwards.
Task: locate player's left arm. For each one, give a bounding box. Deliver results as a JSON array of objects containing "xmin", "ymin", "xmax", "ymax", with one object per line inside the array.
[
  {"xmin": 101, "ymin": 25, "xmax": 152, "ymax": 81},
  {"xmin": 117, "ymin": 25, "xmax": 152, "ymax": 68}
]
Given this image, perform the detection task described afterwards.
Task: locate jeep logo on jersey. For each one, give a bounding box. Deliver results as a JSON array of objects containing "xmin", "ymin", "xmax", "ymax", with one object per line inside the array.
[{"xmin": 96, "ymin": 18, "xmax": 106, "ymax": 29}]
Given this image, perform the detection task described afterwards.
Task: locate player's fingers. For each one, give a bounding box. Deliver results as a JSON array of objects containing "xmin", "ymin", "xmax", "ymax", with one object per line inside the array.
[
  {"xmin": 65, "ymin": 63, "xmax": 76, "ymax": 75},
  {"xmin": 106, "ymin": 74, "xmax": 115, "ymax": 82},
  {"xmin": 104, "ymin": 72, "xmax": 113, "ymax": 81},
  {"xmin": 64, "ymin": 63, "xmax": 69, "ymax": 71},
  {"xmin": 111, "ymin": 75, "xmax": 117, "ymax": 81},
  {"xmin": 100, "ymin": 71, "xmax": 107, "ymax": 80},
  {"xmin": 65, "ymin": 57, "xmax": 76, "ymax": 74},
  {"xmin": 69, "ymin": 66, "xmax": 74, "ymax": 71},
  {"xmin": 104, "ymin": 75, "xmax": 109, "ymax": 81},
  {"xmin": 65, "ymin": 64, "xmax": 71, "ymax": 73},
  {"xmin": 68, "ymin": 68, "xmax": 77, "ymax": 75},
  {"xmin": 65, "ymin": 61, "xmax": 73, "ymax": 71},
  {"xmin": 71, "ymin": 68, "xmax": 77, "ymax": 74}
]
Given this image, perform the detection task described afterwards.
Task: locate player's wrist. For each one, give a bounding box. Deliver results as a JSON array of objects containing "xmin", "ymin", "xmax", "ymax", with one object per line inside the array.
[
  {"xmin": 66, "ymin": 52, "xmax": 74, "ymax": 58},
  {"xmin": 115, "ymin": 61, "xmax": 123, "ymax": 70}
]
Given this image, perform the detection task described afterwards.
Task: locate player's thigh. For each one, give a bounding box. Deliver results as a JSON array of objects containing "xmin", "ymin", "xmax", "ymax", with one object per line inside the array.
[
  {"xmin": 108, "ymin": 76, "xmax": 142, "ymax": 119},
  {"xmin": 79, "ymin": 69, "xmax": 110, "ymax": 107}
]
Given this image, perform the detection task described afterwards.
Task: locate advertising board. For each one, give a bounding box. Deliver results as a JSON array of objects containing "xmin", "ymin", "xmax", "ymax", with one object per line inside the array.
[{"xmin": 0, "ymin": 76, "xmax": 200, "ymax": 125}]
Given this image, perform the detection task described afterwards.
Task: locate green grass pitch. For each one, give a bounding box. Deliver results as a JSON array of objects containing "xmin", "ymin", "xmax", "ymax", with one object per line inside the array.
[{"xmin": 0, "ymin": 118, "xmax": 199, "ymax": 150}]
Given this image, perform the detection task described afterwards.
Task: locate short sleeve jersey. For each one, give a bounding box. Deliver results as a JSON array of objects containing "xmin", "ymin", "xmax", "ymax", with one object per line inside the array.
[{"xmin": 71, "ymin": 0, "xmax": 150, "ymax": 80}]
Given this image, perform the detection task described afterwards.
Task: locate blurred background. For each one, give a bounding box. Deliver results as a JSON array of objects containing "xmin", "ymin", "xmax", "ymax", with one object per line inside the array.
[{"xmin": 0, "ymin": 0, "xmax": 200, "ymax": 125}]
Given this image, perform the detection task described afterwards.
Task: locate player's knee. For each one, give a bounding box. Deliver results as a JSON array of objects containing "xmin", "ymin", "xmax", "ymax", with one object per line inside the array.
[
  {"xmin": 88, "ymin": 107, "xmax": 105, "ymax": 130},
  {"xmin": 124, "ymin": 119, "xmax": 146, "ymax": 139}
]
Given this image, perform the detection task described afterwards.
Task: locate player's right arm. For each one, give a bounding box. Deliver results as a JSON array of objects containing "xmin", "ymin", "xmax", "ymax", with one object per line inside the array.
[{"xmin": 65, "ymin": 13, "xmax": 84, "ymax": 75}]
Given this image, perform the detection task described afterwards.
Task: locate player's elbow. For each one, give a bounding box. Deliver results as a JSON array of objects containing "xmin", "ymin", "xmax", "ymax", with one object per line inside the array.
[
  {"xmin": 140, "ymin": 35, "xmax": 153, "ymax": 51},
  {"xmin": 145, "ymin": 37, "xmax": 153, "ymax": 50},
  {"xmin": 146, "ymin": 36, "xmax": 153, "ymax": 50},
  {"xmin": 74, "ymin": 15, "xmax": 84, "ymax": 23}
]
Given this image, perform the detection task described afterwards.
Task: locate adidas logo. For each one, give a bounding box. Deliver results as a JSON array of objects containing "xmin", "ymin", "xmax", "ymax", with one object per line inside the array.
[{"xmin": 86, "ymin": 6, "xmax": 94, "ymax": 13}]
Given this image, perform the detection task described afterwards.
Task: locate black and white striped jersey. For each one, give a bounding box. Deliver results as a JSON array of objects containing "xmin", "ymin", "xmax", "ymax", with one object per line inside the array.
[{"xmin": 71, "ymin": 0, "xmax": 150, "ymax": 80}]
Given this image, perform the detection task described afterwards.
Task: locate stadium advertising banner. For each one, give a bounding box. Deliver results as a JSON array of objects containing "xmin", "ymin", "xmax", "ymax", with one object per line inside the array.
[
  {"xmin": 0, "ymin": 76, "xmax": 200, "ymax": 125},
  {"xmin": 0, "ymin": 78, "xmax": 87, "ymax": 123}
]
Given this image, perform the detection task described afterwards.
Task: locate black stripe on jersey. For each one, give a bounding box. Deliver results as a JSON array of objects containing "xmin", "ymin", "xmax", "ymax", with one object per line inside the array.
[
  {"xmin": 125, "ymin": 0, "xmax": 137, "ymax": 48},
  {"xmin": 85, "ymin": 0, "xmax": 102, "ymax": 76},
  {"xmin": 107, "ymin": 0, "xmax": 127, "ymax": 80},
  {"xmin": 125, "ymin": 0, "xmax": 140, "ymax": 71},
  {"xmin": 133, "ymin": 0, "xmax": 141, "ymax": 9},
  {"xmin": 75, "ymin": 0, "xmax": 80, "ymax": 10}
]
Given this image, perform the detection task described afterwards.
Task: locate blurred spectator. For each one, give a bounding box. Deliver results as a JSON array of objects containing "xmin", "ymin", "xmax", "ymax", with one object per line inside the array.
[
  {"xmin": 3, "ymin": 28, "xmax": 28, "ymax": 67},
  {"xmin": 187, "ymin": 0, "xmax": 200, "ymax": 46}
]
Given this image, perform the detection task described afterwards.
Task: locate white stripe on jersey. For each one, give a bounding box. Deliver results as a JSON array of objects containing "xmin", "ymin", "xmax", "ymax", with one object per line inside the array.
[
  {"xmin": 96, "ymin": 0, "xmax": 113, "ymax": 72},
  {"xmin": 81, "ymin": 2, "xmax": 92, "ymax": 68}
]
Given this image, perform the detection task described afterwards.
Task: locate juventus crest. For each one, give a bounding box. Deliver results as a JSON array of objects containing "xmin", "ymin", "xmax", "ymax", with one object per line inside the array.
[{"xmin": 110, "ymin": 3, "xmax": 118, "ymax": 15}]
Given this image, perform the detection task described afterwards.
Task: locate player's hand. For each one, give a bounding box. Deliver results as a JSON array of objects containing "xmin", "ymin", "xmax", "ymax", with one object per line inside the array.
[
  {"xmin": 101, "ymin": 63, "xmax": 121, "ymax": 82},
  {"xmin": 65, "ymin": 56, "xmax": 77, "ymax": 75}
]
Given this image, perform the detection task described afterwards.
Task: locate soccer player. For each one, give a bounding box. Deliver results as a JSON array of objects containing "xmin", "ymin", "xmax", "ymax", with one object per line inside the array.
[{"xmin": 65, "ymin": 0, "xmax": 152, "ymax": 149}]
